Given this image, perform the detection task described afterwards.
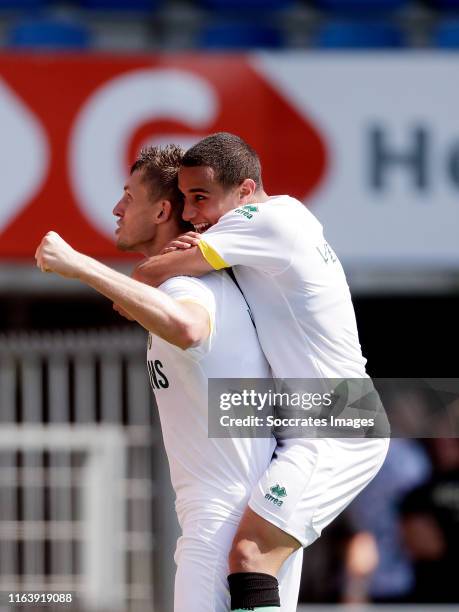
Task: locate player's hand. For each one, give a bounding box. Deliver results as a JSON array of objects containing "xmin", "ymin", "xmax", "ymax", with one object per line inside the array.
[
  {"xmin": 112, "ymin": 303, "xmax": 135, "ymax": 321},
  {"xmin": 35, "ymin": 231, "xmax": 84, "ymax": 279},
  {"xmin": 159, "ymin": 231, "xmax": 201, "ymax": 254}
]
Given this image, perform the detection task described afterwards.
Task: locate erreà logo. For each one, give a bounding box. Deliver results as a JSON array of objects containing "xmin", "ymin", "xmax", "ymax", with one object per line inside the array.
[
  {"xmin": 234, "ymin": 204, "xmax": 259, "ymax": 220},
  {"xmin": 242, "ymin": 204, "xmax": 259, "ymax": 213},
  {"xmin": 271, "ymin": 484, "xmax": 287, "ymax": 498},
  {"xmin": 265, "ymin": 483, "xmax": 287, "ymax": 507}
]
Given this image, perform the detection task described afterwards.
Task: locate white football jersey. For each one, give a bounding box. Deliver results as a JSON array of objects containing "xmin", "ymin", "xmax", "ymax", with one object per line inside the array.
[
  {"xmin": 147, "ymin": 271, "xmax": 275, "ymax": 525},
  {"xmin": 199, "ymin": 196, "xmax": 367, "ymax": 379}
]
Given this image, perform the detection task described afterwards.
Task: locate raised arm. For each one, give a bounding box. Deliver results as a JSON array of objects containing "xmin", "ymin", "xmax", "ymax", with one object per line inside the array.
[{"xmin": 35, "ymin": 232, "xmax": 210, "ymax": 350}]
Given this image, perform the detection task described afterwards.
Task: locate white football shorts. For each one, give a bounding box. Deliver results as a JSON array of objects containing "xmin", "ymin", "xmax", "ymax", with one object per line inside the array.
[
  {"xmin": 249, "ymin": 437, "xmax": 389, "ymax": 547},
  {"xmin": 174, "ymin": 515, "xmax": 303, "ymax": 612}
]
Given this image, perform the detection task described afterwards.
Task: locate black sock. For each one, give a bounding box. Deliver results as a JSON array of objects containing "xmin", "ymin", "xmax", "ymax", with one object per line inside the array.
[{"xmin": 228, "ymin": 572, "xmax": 280, "ymax": 610}]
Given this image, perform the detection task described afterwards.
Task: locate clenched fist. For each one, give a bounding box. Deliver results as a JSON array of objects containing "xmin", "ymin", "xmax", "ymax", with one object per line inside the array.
[{"xmin": 35, "ymin": 231, "xmax": 85, "ymax": 279}]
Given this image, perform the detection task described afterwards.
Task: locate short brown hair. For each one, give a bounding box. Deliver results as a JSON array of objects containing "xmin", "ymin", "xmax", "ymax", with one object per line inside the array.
[
  {"xmin": 131, "ymin": 144, "xmax": 186, "ymax": 225},
  {"xmin": 182, "ymin": 132, "xmax": 263, "ymax": 190}
]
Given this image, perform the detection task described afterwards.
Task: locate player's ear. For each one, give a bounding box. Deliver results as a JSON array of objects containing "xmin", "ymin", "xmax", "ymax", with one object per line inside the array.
[
  {"xmin": 155, "ymin": 200, "xmax": 172, "ymax": 224},
  {"xmin": 239, "ymin": 178, "xmax": 257, "ymax": 205}
]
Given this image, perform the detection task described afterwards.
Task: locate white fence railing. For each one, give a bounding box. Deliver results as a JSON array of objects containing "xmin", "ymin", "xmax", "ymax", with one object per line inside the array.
[{"xmin": 0, "ymin": 329, "xmax": 167, "ymax": 612}]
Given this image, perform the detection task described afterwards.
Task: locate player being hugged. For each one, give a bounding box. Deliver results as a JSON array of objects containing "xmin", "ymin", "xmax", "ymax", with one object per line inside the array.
[
  {"xmin": 35, "ymin": 145, "xmax": 303, "ymax": 612},
  {"xmin": 133, "ymin": 133, "xmax": 389, "ymax": 612}
]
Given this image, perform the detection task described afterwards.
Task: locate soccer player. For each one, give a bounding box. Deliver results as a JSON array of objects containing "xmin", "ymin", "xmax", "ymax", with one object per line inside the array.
[
  {"xmin": 132, "ymin": 133, "xmax": 390, "ymax": 612},
  {"xmin": 35, "ymin": 145, "xmax": 302, "ymax": 611}
]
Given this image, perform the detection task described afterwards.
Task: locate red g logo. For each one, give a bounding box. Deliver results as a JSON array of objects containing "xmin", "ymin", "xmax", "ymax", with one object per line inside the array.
[
  {"xmin": 0, "ymin": 55, "xmax": 327, "ymax": 257},
  {"xmin": 70, "ymin": 58, "xmax": 328, "ymax": 241}
]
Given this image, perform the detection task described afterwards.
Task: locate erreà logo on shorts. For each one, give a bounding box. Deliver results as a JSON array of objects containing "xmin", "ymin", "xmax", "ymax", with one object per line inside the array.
[
  {"xmin": 234, "ymin": 204, "xmax": 259, "ymax": 220},
  {"xmin": 265, "ymin": 484, "xmax": 287, "ymax": 507}
]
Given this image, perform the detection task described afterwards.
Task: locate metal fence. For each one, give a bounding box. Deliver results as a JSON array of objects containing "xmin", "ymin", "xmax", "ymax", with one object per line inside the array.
[{"xmin": 0, "ymin": 329, "xmax": 164, "ymax": 612}]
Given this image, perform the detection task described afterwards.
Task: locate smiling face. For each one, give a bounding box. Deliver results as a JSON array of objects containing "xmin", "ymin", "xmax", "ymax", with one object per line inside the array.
[
  {"xmin": 179, "ymin": 165, "xmax": 247, "ymax": 232},
  {"xmin": 113, "ymin": 169, "xmax": 161, "ymax": 252}
]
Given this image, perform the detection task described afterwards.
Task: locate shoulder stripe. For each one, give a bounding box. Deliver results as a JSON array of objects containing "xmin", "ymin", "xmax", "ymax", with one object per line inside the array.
[{"xmin": 198, "ymin": 240, "xmax": 229, "ymax": 270}]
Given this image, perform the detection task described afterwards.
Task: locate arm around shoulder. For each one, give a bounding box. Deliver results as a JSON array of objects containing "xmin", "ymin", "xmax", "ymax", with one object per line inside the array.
[{"xmin": 133, "ymin": 247, "xmax": 214, "ymax": 287}]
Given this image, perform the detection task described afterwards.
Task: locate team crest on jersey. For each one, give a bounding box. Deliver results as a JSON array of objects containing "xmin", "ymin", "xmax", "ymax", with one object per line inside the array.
[
  {"xmin": 234, "ymin": 204, "xmax": 259, "ymax": 220},
  {"xmin": 265, "ymin": 483, "xmax": 287, "ymax": 507}
]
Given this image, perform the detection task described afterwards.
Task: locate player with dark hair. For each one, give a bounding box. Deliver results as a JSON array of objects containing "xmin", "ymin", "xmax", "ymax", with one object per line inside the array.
[
  {"xmin": 134, "ymin": 132, "xmax": 389, "ymax": 612},
  {"xmin": 181, "ymin": 131, "xmax": 263, "ymax": 189},
  {"xmin": 35, "ymin": 144, "xmax": 302, "ymax": 612}
]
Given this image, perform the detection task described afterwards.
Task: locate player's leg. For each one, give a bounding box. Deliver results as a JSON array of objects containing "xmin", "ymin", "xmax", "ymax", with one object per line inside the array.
[
  {"xmin": 229, "ymin": 507, "xmax": 301, "ymax": 575},
  {"xmin": 228, "ymin": 518, "xmax": 303, "ymax": 612},
  {"xmin": 227, "ymin": 437, "xmax": 389, "ymax": 611},
  {"xmin": 227, "ymin": 508, "xmax": 301, "ymax": 612},
  {"xmin": 227, "ymin": 439, "xmax": 321, "ymax": 611}
]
